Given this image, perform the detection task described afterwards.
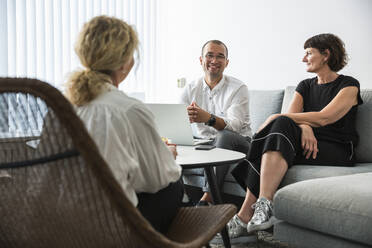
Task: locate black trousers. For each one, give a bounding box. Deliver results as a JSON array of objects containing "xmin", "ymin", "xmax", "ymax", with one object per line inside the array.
[
  {"xmin": 137, "ymin": 178, "xmax": 184, "ymax": 234},
  {"xmin": 232, "ymin": 116, "xmax": 355, "ymax": 198}
]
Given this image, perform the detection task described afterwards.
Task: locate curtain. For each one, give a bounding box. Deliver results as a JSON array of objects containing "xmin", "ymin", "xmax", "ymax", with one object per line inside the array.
[{"xmin": 1, "ymin": 0, "xmax": 159, "ymax": 101}]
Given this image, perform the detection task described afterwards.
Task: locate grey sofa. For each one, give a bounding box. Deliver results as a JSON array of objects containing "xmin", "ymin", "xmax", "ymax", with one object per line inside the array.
[{"xmin": 183, "ymin": 86, "xmax": 372, "ymax": 248}]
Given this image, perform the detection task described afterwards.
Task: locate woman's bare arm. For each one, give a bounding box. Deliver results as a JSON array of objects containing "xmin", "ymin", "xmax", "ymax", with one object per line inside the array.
[
  {"xmin": 284, "ymin": 86, "xmax": 358, "ymax": 127},
  {"xmin": 286, "ymin": 91, "xmax": 304, "ymax": 113}
]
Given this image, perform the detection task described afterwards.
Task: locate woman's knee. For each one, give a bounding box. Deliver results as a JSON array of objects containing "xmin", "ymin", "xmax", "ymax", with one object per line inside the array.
[
  {"xmin": 272, "ymin": 116, "xmax": 295, "ymax": 126},
  {"xmin": 269, "ymin": 116, "xmax": 299, "ymax": 133}
]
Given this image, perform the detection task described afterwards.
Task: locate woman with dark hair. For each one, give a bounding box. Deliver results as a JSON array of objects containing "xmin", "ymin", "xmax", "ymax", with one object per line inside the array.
[{"xmin": 224, "ymin": 33, "xmax": 363, "ymax": 240}]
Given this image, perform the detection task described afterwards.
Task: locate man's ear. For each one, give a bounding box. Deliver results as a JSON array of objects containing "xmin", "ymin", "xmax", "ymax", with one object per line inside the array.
[
  {"xmin": 225, "ymin": 59, "xmax": 229, "ymax": 67},
  {"xmin": 199, "ymin": 56, "xmax": 203, "ymax": 65}
]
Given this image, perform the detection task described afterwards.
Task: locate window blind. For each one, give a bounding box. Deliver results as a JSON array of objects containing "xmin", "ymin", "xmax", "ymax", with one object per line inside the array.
[{"xmin": 2, "ymin": 0, "xmax": 159, "ymax": 101}]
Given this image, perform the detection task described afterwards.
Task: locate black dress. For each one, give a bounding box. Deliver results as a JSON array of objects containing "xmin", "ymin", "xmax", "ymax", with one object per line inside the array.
[{"xmin": 232, "ymin": 75, "xmax": 363, "ymax": 198}]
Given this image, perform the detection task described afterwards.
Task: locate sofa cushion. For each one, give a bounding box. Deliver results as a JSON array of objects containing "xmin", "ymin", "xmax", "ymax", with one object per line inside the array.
[
  {"xmin": 249, "ymin": 90, "xmax": 284, "ymax": 133},
  {"xmin": 274, "ymin": 221, "xmax": 370, "ymax": 248},
  {"xmin": 274, "ymin": 173, "xmax": 372, "ymax": 246},
  {"xmin": 280, "ymin": 86, "xmax": 296, "ymax": 113},
  {"xmin": 355, "ymin": 90, "xmax": 372, "ymax": 162},
  {"xmin": 224, "ymin": 163, "xmax": 372, "ymax": 197},
  {"xmin": 280, "ymin": 163, "xmax": 372, "ymax": 187}
]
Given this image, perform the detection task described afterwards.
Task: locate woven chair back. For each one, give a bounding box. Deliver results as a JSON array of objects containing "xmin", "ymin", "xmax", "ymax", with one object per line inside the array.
[{"xmin": 0, "ymin": 78, "xmax": 166, "ymax": 248}]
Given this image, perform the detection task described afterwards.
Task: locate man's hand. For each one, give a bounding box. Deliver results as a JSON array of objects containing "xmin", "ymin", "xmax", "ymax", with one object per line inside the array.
[
  {"xmin": 186, "ymin": 102, "xmax": 211, "ymax": 123},
  {"xmin": 300, "ymin": 124, "xmax": 318, "ymax": 159},
  {"xmin": 167, "ymin": 144, "xmax": 178, "ymax": 160}
]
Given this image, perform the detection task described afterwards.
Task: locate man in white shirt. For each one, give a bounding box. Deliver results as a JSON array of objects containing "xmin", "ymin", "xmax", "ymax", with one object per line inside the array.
[{"xmin": 180, "ymin": 40, "xmax": 252, "ymax": 205}]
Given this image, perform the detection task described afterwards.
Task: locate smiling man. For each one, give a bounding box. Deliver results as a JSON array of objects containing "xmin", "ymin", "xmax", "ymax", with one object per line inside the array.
[{"xmin": 180, "ymin": 40, "xmax": 252, "ymax": 205}]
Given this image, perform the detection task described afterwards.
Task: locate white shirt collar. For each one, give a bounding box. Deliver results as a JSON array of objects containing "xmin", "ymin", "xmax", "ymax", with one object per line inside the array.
[{"xmin": 202, "ymin": 75, "xmax": 226, "ymax": 92}]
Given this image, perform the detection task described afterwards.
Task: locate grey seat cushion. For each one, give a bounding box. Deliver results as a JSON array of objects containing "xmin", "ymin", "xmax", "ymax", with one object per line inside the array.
[
  {"xmin": 274, "ymin": 222, "xmax": 370, "ymax": 248},
  {"xmin": 223, "ymin": 163, "xmax": 372, "ymax": 197},
  {"xmin": 355, "ymin": 90, "xmax": 372, "ymax": 162},
  {"xmin": 274, "ymin": 172, "xmax": 372, "ymax": 246},
  {"xmin": 184, "ymin": 159, "xmax": 372, "ymax": 198},
  {"xmin": 280, "ymin": 163, "xmax": 372, "ymax": 187}
]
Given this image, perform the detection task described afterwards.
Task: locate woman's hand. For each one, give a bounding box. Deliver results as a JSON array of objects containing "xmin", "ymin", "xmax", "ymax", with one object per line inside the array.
[
  {"xmin": 257, "ymin": 114, "xmax": 281, "ymax": 133},
  {"xmin": 300, "ymin": 124, "xmax": 318, "ymax": 159},
  {"xmin": 167, "ymin": 144, "xmax": 178, "ymax": 160}
]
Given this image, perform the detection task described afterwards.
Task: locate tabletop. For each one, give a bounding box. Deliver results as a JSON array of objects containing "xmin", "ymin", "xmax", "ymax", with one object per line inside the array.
[{"xmin": 176, "ymin": 145, "xmax": 246, "ymax": 169}]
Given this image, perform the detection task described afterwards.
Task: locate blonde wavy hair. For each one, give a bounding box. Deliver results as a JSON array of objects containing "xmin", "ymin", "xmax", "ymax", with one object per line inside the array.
[{"xmin": 65, "ymin": 15, "xmax": 139, "ymax": 106}]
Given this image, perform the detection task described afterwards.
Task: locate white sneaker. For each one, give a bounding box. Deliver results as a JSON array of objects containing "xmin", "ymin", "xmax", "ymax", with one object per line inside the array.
[
  {"xmin": 227, "ymin": 214, "xmax": 249, "ymax": 238},
  {"xmin": 247, "ymin": 197, "xmax": 277, "ymax": 233},
  {"xmin": 210, "ymin": 215, "xmax": 257, "ymax": 245}
]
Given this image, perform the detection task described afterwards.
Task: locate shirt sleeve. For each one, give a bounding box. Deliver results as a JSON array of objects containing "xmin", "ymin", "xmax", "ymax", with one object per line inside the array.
[
  {"xmin": 295, "ymin": 79, "xmax": 309, "ymax": 98},
  {"xmin": 125, "ymin": 103, "xmax": 182, "ymax": 194},
  {"xmin": 223, "ymin": 84, "xmax": 251, "ymax": 135},
  {"xmin": 339, "ymin": 76, "xmax": 363, "ymax": 105}
]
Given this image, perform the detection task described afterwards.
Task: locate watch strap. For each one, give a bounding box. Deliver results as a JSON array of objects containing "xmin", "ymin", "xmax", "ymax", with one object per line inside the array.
[{"xmin": 205, "ymin": 114, "xmax": 216, "ymax": 126}]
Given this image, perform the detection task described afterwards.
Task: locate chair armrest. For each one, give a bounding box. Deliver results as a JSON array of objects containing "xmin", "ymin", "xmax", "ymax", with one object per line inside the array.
[{"xmin": 166, "ymin": 204, "xmax": 236, "ymax": 247}]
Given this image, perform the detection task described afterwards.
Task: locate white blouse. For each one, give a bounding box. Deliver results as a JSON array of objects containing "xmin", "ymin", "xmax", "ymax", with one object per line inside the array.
[{"xmin": 75, "ymin": 84, "xmax": 182, "ymax": 206}]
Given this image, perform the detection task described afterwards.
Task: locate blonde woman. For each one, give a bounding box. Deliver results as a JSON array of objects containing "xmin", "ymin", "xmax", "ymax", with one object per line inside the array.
[{"xmin": 65, "ymin": 16, "xmax": 183, "ymax": 233}]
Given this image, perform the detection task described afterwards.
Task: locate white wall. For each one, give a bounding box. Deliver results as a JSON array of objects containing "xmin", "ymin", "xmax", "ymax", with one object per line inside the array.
[{"xmin": 156, "ymin": 0, "xmax": 372, "ymax": 102}]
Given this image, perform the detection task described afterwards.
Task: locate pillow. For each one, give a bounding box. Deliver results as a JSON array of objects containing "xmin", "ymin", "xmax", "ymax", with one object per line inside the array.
[
  {"xmin": 281, "ymin": 86, "xmax": 296, "ymax": 113},
  {"xmin": 249, "ymin": 90, "xmax": 284, "ymax": 133},
  {"xmin": 355, "ymin": 89, "xmax": 372, "ymax": 162}
]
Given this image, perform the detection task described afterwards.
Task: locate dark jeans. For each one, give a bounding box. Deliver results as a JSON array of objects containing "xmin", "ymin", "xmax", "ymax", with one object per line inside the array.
[{"xmin": 137, "ymin": 178, "xmax": 184, "ymax": 234}]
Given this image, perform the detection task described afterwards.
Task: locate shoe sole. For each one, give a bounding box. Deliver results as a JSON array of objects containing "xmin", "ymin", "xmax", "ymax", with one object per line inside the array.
[
  {"xmin": 210, "ymin": 234, "xmax": 257, "ymax": 245},
  {"xmin": 247, "ymin": 216, "xmax": 278, "ymax": 233}
]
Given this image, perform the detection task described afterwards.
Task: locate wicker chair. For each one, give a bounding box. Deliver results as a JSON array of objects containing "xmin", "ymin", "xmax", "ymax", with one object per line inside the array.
[{"xmin": 0, "ymin": 78, "xmax": 236, "ymax": 248}]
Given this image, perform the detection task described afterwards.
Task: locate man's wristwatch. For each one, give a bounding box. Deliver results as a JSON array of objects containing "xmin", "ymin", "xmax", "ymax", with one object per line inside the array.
[{"xmin": 205, "ymin": 114, "xmax": 216, "ymax": 126}]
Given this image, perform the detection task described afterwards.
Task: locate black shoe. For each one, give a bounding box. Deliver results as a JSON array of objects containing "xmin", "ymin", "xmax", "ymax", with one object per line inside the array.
[{"xmin": 196, "ymin": 200, "xmax": 211, "ymax": 207}]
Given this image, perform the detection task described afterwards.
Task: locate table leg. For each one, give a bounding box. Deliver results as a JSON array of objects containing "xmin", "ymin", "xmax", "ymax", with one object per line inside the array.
[{"xmin": 204, "ymin": 166, "xmax": 231, "ymax": 248}]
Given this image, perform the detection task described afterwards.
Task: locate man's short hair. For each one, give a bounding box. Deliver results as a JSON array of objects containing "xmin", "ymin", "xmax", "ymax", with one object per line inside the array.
[{"xmin": 201, "ymin": 40, "xmax": 228, "ymax": 58}]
